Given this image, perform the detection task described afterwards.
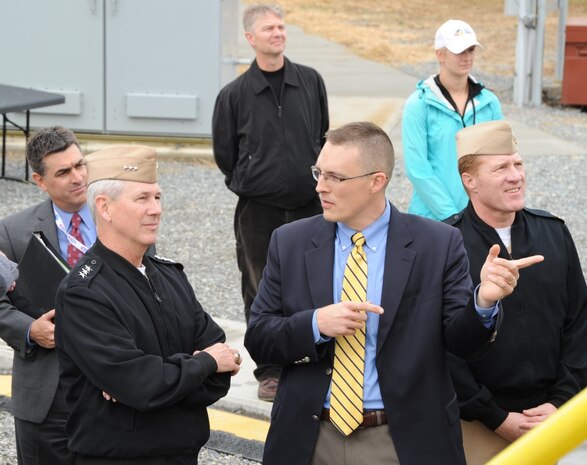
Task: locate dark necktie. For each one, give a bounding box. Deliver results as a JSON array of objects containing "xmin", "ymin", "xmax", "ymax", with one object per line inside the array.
[{"xmin": 67, "ymin": 213, "xmax": 85, "ymax": 267}]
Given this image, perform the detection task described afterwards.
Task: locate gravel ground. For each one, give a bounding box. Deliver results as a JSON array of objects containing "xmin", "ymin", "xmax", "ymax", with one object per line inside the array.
[{"xmin": 0, "ymin": 76, "xmax": 585, "ymax": 462}]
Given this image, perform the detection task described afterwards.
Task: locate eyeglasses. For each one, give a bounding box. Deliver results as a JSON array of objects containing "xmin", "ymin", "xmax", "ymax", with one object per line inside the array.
[{"xmin": 310, "ymin": 165, "xmax": 382, "ymax": 183}]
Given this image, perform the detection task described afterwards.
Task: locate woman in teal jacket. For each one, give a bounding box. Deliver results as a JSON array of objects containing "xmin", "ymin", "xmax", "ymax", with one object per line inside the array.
[{"xmin": 402, "ymin": 19, "xmax": 503, "ymax": 221}]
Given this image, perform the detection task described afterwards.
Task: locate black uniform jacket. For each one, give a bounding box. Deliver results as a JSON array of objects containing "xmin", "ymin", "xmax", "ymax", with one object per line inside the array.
[
  {"xmin": 445, "ymin": 203, "xmax": 587, "ymax": 430},
  {"xmin": 212, "ymin": 57, "xmax": 329, "ymax": 209},
  {"xmin": 55, "ymin": 240, "xmax": 230, "ymax": 459}
]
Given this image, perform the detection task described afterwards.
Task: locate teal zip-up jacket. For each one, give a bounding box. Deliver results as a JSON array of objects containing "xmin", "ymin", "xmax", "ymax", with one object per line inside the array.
[{"xmin": 401, "ymin": 75, "xmax": 503, "ymax": 220}]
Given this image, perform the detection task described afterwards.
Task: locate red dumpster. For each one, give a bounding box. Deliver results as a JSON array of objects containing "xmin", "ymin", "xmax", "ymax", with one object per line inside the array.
[{"xmin": 561, "ymin": 17, "xmax": 587, "ymax": 105}]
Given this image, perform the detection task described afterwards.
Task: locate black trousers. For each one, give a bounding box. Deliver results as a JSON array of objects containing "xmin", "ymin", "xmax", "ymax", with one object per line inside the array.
[
  {"xmin": 76, "ymin": 454, "xmax": 198, "ymax": 465},
  {"xmin": 15, "ymin": 386, "xmax": 75, "ymax": 465},
  {"xmin": 234, "ymin": 196, "xmax": 322, "ymax": 380}
]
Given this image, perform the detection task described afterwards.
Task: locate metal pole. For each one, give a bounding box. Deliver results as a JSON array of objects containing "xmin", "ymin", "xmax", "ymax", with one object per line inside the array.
[
  {"xmin": 514, "ymin": 0, "xmax": 528, "ymax": 107},
  {"xmin": 514, "ymin": 0, "xmax": 537, "ymax": 107},
  {"xmin": 556, "ymin": 0, "xmax": 568, "ymax": 81},
  {"xmin": 1, "ymin": 114, "xmax": 6, "ymax": 178},
  {"xmin": 531, "ymin": 0, "xmax": 546, "ymax": 105}
]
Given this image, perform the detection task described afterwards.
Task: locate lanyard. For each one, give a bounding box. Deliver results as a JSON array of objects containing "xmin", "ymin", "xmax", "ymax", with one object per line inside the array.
[{"xmin": 53, "ymin": 208, "xmax": 89, "ymax": 255}]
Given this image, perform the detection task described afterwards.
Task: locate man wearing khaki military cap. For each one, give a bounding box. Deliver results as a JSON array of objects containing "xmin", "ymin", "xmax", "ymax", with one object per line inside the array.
[
  {"xmin": 444, "ymin": 120, "xmax": 587, "ymax": 464},
  {"xmin": 55, "ymin": 145, "xmax": 241, "ymax": 464}
]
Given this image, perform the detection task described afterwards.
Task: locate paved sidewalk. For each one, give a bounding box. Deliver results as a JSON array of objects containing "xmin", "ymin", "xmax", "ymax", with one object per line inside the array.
[{"xmin": 213, "ymin": 319, "xmax": 272, "ymax": 420}]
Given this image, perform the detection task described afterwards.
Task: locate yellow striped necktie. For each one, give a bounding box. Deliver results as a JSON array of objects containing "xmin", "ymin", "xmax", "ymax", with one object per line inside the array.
[{"xmin": 330, "ymin": 232, "xmax": 367, "ymax": 436}]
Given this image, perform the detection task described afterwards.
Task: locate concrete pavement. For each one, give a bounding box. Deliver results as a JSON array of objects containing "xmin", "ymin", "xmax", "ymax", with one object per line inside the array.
[{"xmin": 213, "ymin": 318, "xmax": 272, "ymax": 420}]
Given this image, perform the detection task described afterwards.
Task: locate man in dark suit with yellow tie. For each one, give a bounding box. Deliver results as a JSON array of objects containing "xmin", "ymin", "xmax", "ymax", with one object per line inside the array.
[
  {"xmin": 244, "ymin": 121, "xmax": 543, "ymax": 465},
  {"xmin": 0, "ymin": 126, "xmax": 96, "ymax": 465}
]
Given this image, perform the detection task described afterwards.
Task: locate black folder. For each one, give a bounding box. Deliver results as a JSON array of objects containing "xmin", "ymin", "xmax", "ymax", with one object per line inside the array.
[{"xmin": 8, "ymin": 232, "xmax": 70, "ymax": 319}]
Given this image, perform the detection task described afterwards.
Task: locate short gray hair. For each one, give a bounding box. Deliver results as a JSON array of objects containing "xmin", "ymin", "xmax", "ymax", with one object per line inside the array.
[
  {"xmin": 87, "ymin": 179, "xmax": 125, "ymax": 220},
  {"xmin": 243, "ymin": 4, "xmax": 284, "ymax": 32}
]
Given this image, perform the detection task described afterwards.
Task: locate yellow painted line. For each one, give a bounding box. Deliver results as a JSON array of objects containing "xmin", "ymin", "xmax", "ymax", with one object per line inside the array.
[
  {"xmin": 0, "ymin": 374, "xmax": 11, "ymax": 397},
  {"xmin": 208, "ymin": 407, "xmax": 269, "ymax": 442},
  {"xmin": 1, "ymin": 374, "xmax": 267, "ymax": 443}
]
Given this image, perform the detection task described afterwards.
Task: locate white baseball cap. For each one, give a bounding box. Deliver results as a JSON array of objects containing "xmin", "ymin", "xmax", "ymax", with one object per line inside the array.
[{"xmin": 435, "ymin": 19, "xmax": 482, "ymax": 54}]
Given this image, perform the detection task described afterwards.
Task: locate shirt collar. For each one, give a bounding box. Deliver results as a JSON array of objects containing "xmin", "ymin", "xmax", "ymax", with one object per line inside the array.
[
  {"xmin": 336, "ymin": 201, "xmax": 391, "ymax": 252},
  {"xmin": 250, "ymin": 56, "xmax": 299, "ymax": 93},
  {"xmin": 53, "ymin": 203, "xmax": 92, "ymax": 227}
]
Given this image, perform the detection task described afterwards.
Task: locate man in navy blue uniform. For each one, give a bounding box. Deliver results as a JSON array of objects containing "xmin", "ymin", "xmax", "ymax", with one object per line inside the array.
[
  {"xmin": 445, "ymin": 120, "xmax": 587, "ymax": 465},
  {"xmin": 56, "ymin": 145, "xmax": 241, "ymax": 464}
]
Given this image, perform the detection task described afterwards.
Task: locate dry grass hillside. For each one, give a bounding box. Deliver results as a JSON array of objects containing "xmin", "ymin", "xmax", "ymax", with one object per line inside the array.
[{"xmin": 243, "ymin": 0, "xmax": 587, "ymax": 81}]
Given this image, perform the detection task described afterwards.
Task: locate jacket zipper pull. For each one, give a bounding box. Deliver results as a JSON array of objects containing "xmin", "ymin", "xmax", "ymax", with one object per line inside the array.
[{"xmin": 278, "ymin": 105, "xmax": 282, "ymax": 118}]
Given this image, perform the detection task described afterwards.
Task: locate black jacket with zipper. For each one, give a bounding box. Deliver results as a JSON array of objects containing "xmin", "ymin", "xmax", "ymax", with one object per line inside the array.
[
  {"xmin": 444, "ymin": 203, "xmax": 587, "ymax": 430},
  {"xmin": 212, "ymin": 57, "xmax": 329, "ymax": 209},
  {"xmin": 55, "ymin": 240, "xmax": 230, "ymax": 458}
]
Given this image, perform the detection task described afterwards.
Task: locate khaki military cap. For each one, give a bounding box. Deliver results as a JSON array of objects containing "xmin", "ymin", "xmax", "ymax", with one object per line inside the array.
[
  {"xmin": 456, "ymin": 121, "xmax": 517, "ymax": 159},
  {"xmin": 86, "ymin": 145, "xmax": 158, "ymax": 184}
]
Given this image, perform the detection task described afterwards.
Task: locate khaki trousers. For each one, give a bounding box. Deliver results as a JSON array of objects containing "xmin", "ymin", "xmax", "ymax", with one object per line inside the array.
[
  {"xmin": 461, "ymin": 420, "xmax": 510, "ymax": 465},
  {"xmin": 310, "ymin": 420, "xmax": 400, "ymax": 465},
  {"xmin": 461, "ymin": 420, "xmax": 559, "ymax": 465}
]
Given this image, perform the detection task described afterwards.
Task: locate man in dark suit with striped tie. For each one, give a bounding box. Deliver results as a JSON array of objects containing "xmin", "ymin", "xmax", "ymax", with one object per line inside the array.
[{"xmin": 244, "ymin": 121, "xmax": 543, "ymax": 465}]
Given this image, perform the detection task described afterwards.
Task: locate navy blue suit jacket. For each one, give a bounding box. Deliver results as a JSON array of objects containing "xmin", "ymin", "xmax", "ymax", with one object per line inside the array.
[{"xmin": 244, "ymin": 203, "xmax": 497, "ymax": 465}]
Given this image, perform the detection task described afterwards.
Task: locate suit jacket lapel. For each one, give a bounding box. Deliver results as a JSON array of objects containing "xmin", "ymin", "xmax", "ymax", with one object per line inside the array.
[
  {"xmin": 303, "ymin": 212, "xmax": 417, "ymax": 357},
  {"xmin": 376, "ymin": 205, "xmax": 416, "ymax": 357},
  {"xmin": 306, "ymin": 219, "xmax": 336, "ymax": 309},
  {"xmin": 36, "ymin": 199, "xmax": 60, "ymax": 255},
  {"xmin": 305, "ymin": 219, "xmax": 336, "ymax": 360}
]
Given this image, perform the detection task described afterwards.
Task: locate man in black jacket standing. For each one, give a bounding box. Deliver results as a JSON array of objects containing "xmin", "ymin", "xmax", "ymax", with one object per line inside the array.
[
  {"xmin": 212, "ymin": 3, "xmax": 329, "ymax": 401},
  {"xmin": 55, "ymin": 145, "xmax": 241, "ymax": 464},
  {"xmin": 445, "ymin": 120, "xmax": 587, "ymax": 465}
]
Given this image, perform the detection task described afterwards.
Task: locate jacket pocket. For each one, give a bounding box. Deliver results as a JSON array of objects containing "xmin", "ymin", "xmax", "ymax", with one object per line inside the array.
[{"xmin": 232, "ymin": 151, "xmax": 251, "ymax": 189}]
